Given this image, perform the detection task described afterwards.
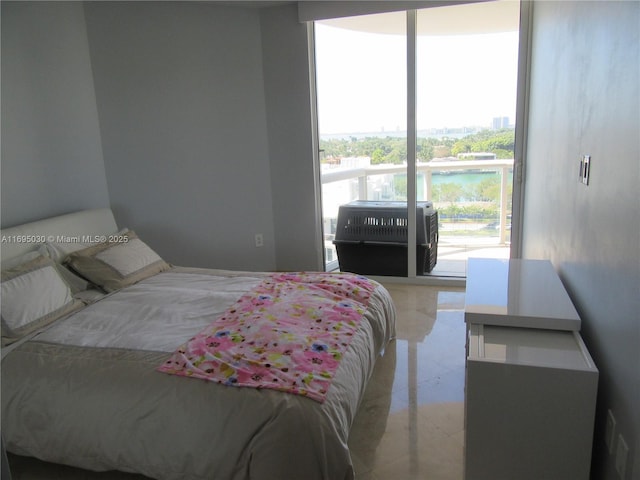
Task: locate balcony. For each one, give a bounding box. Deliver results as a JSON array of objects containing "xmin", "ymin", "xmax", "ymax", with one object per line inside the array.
[{"xmin": 321, "ymin": 158, "xmax": 513, "ymax": 278}]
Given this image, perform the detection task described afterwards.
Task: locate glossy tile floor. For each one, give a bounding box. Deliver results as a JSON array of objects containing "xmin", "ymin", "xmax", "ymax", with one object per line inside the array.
[
  {"xmin": 431, "ymin": 239, "xmax": 510, "ymax": 277},
  {"xmin": 348, "ymin": 283, "xmax": 466, "ymax": 480},
  {"xmin": 7, "ymin": 283, "xmax": 467, "ymax": 480}
]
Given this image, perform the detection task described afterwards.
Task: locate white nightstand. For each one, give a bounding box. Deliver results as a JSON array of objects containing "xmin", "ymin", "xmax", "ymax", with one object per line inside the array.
[
  {"xmin": 464, "ymin": 258, "xmax": 598, "ymax": 480},
  {"xmin": 464, "ymin": 257, "xmax": 581, "ymax": 331}
]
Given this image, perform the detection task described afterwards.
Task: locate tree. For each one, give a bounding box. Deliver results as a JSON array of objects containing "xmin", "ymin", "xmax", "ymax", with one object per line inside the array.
[
  {"xmin": 451, "ymin": 139, "xmax": 473, "ymax": 157},
  {"xmin": 432, "ymin": 145, "xmax": 451, "ymax": 158},
  {"xmin": 433, "ymin": 183, "xmax": 464, "ymax": 203},
  {"xmin": 451, "ymin": 128, "xmax": 515, "ymax": 158},
  {"xmin": 371, "ymin": 148, "xmax": 385, "ymax": 164},
  {"xmin": 462, "ymin": 176, "xmax": 500, "ymax": 202},
  {"xmin": 318, "ymin": 129, "xmax": 514, "ymax": 165}
]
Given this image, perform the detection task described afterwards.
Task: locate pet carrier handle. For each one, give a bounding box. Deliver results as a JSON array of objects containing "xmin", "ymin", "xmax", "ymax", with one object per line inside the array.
[{"xmin": 334, "ymin": 239, "xmax": 407, "ymax": 247}]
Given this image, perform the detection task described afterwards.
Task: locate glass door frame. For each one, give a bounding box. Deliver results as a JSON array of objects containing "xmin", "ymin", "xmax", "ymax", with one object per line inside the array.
[
  {"xmin": 407, "ymin": 9, "xmax": 418, "ymax": 278},
  {"xmin": 309, "ymin": 1, "xmax": 531, "ymax": 280}
]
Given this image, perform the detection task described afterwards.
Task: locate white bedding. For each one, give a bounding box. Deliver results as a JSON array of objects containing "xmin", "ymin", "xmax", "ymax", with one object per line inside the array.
[
  {"xmin": 36, "ymin": 268, "xmax": 266, "ymax": 352},
  {"xmin": 2, "ymin": 266, "xmax": 396, "ymax": 480}
]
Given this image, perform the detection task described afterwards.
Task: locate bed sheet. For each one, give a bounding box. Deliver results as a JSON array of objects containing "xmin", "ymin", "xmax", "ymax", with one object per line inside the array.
[{"xmin": 1, "ymin": 267, "xmax": 396, "ymax": 480}]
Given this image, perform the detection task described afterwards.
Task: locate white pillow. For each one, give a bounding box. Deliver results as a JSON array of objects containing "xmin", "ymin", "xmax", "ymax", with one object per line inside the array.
[
  {"xmin": 1, "ymin": 250, "xmax": 41, "ymax": 270},
  {"xmin": 37, "ymin": 229, "xmax": 129, "ymax": 293},
  {"xmin": 1, "ymin": 256, "xmax": 83, "ymax": 346},
  {"xmin": 64, "ymin": 231, "xmax": 170, "ymax": 293},
  {"xmin": 95, "ymin": 238, "xmax": 162, "ymax": 276},
  {"xmin": 42, "ymin": 239, "xmax": 96, "ymax": 263},
  {"xmin": 37, "ymin": 244, "xmax": 91, "ymax": 293},
  {"xmin": 40, "ymin": 228, "xmax": 128, "ymax": 263}
]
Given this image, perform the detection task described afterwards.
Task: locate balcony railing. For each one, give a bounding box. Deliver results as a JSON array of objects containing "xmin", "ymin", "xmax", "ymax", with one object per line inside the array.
[{"xmin": 321, "ymin": 158, "xmax": 514, "ymax": 266}]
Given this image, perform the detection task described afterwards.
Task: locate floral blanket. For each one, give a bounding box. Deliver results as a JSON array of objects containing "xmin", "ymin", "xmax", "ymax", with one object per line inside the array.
[{"xmin": 158, "ymin": 272, "xmax": 377, "ymax": 402}]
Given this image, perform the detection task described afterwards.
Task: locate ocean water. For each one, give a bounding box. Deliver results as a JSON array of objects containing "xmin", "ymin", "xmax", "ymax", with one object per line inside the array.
[{"xmin": 429, "ymin": 170, "xmax": 513, "ymax": 187}]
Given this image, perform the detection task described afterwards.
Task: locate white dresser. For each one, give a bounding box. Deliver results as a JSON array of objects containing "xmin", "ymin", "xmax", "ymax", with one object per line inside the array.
[{"xmin": 464, "ymin": 258, "xmax": 598, "ymax": 480}]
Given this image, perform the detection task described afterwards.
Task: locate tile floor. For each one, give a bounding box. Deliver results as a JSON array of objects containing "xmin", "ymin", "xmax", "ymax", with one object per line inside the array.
[
  {"xmin": 7, "ymin": 283, "xmax": 467, "ymax": 480},
  {"xmin": 430, "ymin": 239, "xmax": 510, "ymax": 278},
  {"xmin": 348, "ymin": 283, "xmax": 466, "ymax": 480}
]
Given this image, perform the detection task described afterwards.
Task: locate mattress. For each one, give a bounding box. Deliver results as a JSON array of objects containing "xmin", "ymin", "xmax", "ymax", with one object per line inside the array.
[{"xmin": 2, "ymin": 266, "xmax": 396, "ymax": 480}]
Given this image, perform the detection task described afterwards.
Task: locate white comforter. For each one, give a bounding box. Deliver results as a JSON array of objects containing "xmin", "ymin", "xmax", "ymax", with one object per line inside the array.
[
  {"xmin": 36, "ymin": 268, "xmax": 267, "ymax": 352},
  {"xmin": 2, "ymin": 267, "xmax": 396, "ymax": 480}
]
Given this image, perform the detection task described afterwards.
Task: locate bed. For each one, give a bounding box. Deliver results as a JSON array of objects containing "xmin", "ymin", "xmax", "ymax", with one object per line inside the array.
[{"xmin": 0, "ymin": 208, "xmax": 396, "ymax": 480}]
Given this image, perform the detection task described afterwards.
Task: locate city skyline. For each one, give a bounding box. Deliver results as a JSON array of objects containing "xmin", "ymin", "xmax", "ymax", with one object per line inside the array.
[{"xmin": 320, "ymin": 119, "xmax": 512, "ymax": 142}]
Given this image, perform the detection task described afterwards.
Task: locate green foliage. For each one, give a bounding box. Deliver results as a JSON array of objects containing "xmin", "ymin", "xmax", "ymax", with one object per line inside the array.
[
  {"xmin": 451, "ymin": 129, "xmax": 514, "ymax": 158},
  {"xmin": 432, "ymin": 183, "xmax": 464, "ymax": 203},
  {"xmin": 431, "ymin": 176, "xmax": 512, "ymax": 206},
  {"xmin": 320, "ymin": 136, "xmax": 458, "ymax": 165},
  {"xmin": 320, "ymin": 128, "xmax": 515, "ymax": 164},
  {"xmin": 393, "ymin": 175, "xmax": 407, "ymax": 198},
  {"xmin": 438, "ymin": 203, "xmax": 499, "ymax": 221},
  {"xmin": 467, "ymin": 177, "xmax": 501, "ymax": 202}
]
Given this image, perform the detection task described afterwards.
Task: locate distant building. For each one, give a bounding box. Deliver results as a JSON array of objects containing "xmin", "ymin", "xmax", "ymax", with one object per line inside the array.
[
  {"xmin": 457, "ymin": 152, "xmax": 497, "ymax": 160},
  {"xmin": 492, "ymin": 116, "xmax": 509, "ymax": 129}
]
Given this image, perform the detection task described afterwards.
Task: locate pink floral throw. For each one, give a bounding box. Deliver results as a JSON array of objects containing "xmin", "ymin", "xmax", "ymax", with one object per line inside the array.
[{"xmin": 158, "ymin": 272, "xmax": 377, "ymax": 402}]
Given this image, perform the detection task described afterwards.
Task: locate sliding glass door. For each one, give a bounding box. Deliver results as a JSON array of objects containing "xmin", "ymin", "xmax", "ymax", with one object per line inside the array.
[
  {"xmin": 416, "ymin": 1, "xmax": 521, "ymax": 276},
  {"xmin": 314, "ymin": 12, "xmax": 407, "ymax": 272},
  {"xmin": 314, "ymin": 1, "xmax": 522, "ymax": 277}
]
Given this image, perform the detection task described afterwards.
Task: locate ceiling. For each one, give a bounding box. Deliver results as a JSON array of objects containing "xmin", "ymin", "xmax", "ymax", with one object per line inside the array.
[{"xmin": 318, "ymin": 1, "xmax": 520, "ymax": 36}]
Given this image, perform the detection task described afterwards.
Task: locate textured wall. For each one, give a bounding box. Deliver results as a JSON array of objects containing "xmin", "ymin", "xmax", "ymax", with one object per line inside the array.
[{"xmin": 523, "ymin": 2, "xmax": 639, "ymax": 478}]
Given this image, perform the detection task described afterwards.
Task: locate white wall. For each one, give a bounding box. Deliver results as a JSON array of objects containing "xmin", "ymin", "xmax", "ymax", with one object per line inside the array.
[
  {"xmin": 1, "ymin": 1, "xmax": 322, "ymax": 271},
  {"xmin": 1, "ymin": 1, "xmax": 110, "ymax": 228},
  {"xmin": 83, "ymin": 2, "xmax": 277, "ymax": 270},
  {"xmin": 523, "ymin": 2, "xmax": 639, "ymax": 478},
  {"xmin": 260, "ymin": 4, "xmax": 324, "ymax": 271}
]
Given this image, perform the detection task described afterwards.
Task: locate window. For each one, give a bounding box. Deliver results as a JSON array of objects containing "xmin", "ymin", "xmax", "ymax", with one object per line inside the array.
[{"xmin": 314, "ymin": 1, "xmax": 522, "ymax": 278}]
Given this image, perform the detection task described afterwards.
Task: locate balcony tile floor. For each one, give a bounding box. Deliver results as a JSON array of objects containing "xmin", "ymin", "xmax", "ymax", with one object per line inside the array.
[{"xmin": 429, "ymin": 237, "xmax": 510, "ymax": 277}]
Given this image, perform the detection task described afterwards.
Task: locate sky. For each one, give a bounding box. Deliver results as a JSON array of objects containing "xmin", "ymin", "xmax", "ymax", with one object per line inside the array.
[{"xmin": 315, "ymin": 18, "xmax": 520, "ymax": 135}]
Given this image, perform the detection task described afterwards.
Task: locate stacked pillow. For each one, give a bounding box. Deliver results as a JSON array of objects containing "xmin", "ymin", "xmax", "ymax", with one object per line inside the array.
[
  {"xmin": 63, "ymin": 230, "xmax": 170, "ymax": 293},
  {"xmin": 1, "ymin": 255, "xmax": 83, "ymax": 346},
  {"xmin": 1, "ymin": 230, "xmax": 170, "ymax": 346}
]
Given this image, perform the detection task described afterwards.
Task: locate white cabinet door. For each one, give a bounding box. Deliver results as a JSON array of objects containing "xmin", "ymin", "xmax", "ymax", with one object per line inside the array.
[{"xmin": 465, "ymin": 325, "xmax": 598, "ymax": 480}]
